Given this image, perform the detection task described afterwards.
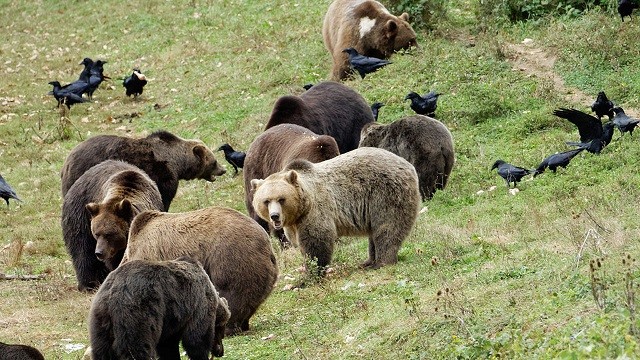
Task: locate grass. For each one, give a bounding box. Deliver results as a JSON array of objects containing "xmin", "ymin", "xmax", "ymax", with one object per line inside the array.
[{"xmin": 1, "ymin": 0, "xmax": 640, "ymax": 358}]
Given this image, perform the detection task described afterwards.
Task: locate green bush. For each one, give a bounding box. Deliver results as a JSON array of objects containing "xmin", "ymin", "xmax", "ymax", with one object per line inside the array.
[
  {"xmin": 475, "ymin": 0, "xmax": 607, "ymax": 25},
  {"xmin": 385, "ymin": 0, "xmax": 448, "ymax": 30}
]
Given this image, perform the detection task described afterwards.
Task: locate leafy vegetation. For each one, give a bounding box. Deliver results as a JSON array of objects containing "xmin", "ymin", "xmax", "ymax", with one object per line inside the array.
[{"xmin": 1, "ymin": 0, "xmax": 640, "ymax": 359}]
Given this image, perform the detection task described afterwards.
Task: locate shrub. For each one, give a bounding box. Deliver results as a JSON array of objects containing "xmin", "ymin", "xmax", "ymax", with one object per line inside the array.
[
  {"xmin": 385, "ymin": 0, "xmax": 448, "ymax": 30},
  {"xmin": 475, "ymin": 0, "xmax": 607, "ymax": 25}
]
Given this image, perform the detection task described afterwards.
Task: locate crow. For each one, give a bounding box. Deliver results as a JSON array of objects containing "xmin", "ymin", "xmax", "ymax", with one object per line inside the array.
[
  {"xmin": 86, "ymin": 60, "xmax": 109, "ymax": 100},
  {"xmin": 217, "ymin": 143, "xmax": 246, "ymax": 176},
  {"xmin": 491, "ymin": 160, "xmax": 533, "ymax": 188},
  {"xmin": 405, "ymin": 90, "xmax": 441, "ymax": 117},
  {"xmin": 342, "ymin": 48, "xmax": 392, "ymax": 79},
  {"xmin": 48, "ymin": 81, "xmax": 88, "ymax": 110},
  {"xmin": 619, "ymin": 0, "xmax": 639, "ymax": 21},
  {"xmin": 78, "ymin": 57, "xmax": 94, "ymax": 83},
  {"xmin": 590, "ymin": 91, "xmax": 615, "ymax": 120},
  {"xmin": 533, "ymin": 148, "xmax": 584, "ymax": 177},
  {"xmin": 123, "ymin": 68, "xmax": 148, "ymax": 98},
  {"xmin": 553, "ymin": 108, "xmax": 615, "ymax": 154},
  {"xmin": 370, "ymin": 102, "xmax": 384, "ymax": 121},
  {"xmin": 0, "ymin": 174, "xmax": 21, "ymax": 206},
  {"xmin": 302, "ymin": 83, "xmax": 314, "ymax": 91},
  {"xmin": 611, "ymin": 107, "xmax": 640, "ymax": 136}
]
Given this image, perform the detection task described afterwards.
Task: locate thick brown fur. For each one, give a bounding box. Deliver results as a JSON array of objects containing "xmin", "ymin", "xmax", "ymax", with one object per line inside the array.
[
  {"xmin": 60, "ymin": 130, "xmax": 226, "ymax": 210},
  {"xmin": 121, "ymin": 206, "xmax": 278, "ymax": 335},
  {"xmin": 0, "ymin": 342, "xmax": 45, "ymax": 360},
  {"xmin": 243, "ymin": 124, "xmax": 340, "ymax": 238},
  {"xmin": 264, "ymin": 81, "xmax": 374, "ymax": 153},
  {"xmin": 61, "ymin": 160, "xmax": 164, "ymax": 292},
  {"xmin": 359, "ymin": 115, "xmax": 455, "ymax": 200},
  {"xmin": 89, "ymin": 257, "xmax": 231, "ymax": 360},
  {"xmin": 251, "ymin": 147, "xmax": 421, "ymax": 274},
  {"xmin": 323, "ymin": 0, "xmax": 417, "ymax": 80}
]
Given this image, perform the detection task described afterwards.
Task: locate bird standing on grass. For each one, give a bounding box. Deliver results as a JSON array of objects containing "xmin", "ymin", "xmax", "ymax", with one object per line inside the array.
[
  {"xmin": 86, "ymin": 60, "xmax": 110, "ymax": 100},
  {"xmin": 611, "ymin": 107, "xmax": 640, "ymax": 136},
  {"xmin": 370, "ymin": 102, "xmax": 384, "ymax": 121},
  {"xmin": 48, "ymin": 81, "xmax": 87, "ymax": 111},
  {"xmin": 619, "ymin": 0, "xmax": 639, "ymax": 21},
  {"xmin": 553, "ymin": 108, "xmax": 615, "ymax": 154},
  {"xmin": 533, "ymin": 148, "xmax": 584, "ymax": 177},
  {"xmin": 342, "ymin": 48, "xmax": 392, "ymax": 79},
  {"xmin": 491, "ymin": 160, "xmax": 533, "ymax": 188},
  {"xmin": 590, "ymin": 91, "xmax": 615, "ymax": 120},
  {"xmin": 0, "ymin": 174, "xmax": 21, "ymax": 206},
  {"xmin": 217, "ymin": 144, "xmax": 246, "ymax": 176},
  {"xmin": 123, "ymin": 68, "xmax": 148, "ymax": 98},
  {"xmin": 405, "ymin": 90, "xmax": 441, "ymax": 117}
]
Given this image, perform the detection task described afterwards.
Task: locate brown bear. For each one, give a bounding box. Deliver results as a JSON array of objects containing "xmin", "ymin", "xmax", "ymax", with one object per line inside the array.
[
  {"xmin": 359, "ymin": 115, "xmax": 455, "ymax": 200},
  {"xmin": 121, "ymin": 206, "xmax": 278, "ymax": 335},
  {"xmin": 0, "ymin": 342, "xmax": 45, "ymax": 360},
  {"xmin": 264, "ymin": 81, "xmax": 374, "ymax": 154},
  {"xmin": 89, "ymin": 257, "xmax": 231, "ymax": 359},
  {"xmin": 323, "ymin": 0, "xmax": 417, "ymax": 80},
  {"xmin": 243, "ymin": 123, "xmax": 340, "ymax": 241},
  {"xmin": 251, "ymin": 147, "xmax": 421, "ymax": 274},
  {"xmin": 61, "ymin": 160, "xmax": 164, "ymax": 292},
  {"xmin": 60, "ymin": 130, "xmax": 226, "ymax": 210}
]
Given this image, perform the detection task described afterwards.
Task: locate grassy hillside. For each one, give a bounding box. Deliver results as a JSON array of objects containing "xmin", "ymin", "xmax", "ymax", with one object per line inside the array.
[{"xmin": 1, "ymin": 1, "xmax": 640, "ymax": 358}]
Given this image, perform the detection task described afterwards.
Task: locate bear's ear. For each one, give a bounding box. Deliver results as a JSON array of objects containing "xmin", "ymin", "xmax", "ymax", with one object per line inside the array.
[
  {"xmin": 385, "ymin": 19, "xmax": 398, "ymax": 38},
  {"xmin": 116, "ymin": 199, "xmax": 134, "ymax": 221},
  {"xmin": 399, "ymin": 12, "xmax": 410, "ymax": 22},
  {"xmin": 86, "ymin": 203, "xmax": 101, "ymax": 218},
  {"xmin": 192, "ymin": 144, "xmax": 208, "ymax": 162},
  {"xmin": 285, "ymin": 170, "xmax": 298, "ymax": 185},
  {"xmin": 250, "ymin": 179, "xmax": 264, "ymax": 192}
]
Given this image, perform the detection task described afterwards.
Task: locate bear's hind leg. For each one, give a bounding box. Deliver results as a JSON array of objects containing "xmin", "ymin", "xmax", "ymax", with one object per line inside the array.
[
  {"xmin": 156, "ymin": 339, "xmax": 181, "ymax": 360},
  {"xmin": 367, "ymin": 225, "xmax": 406, "ymax": 269}
]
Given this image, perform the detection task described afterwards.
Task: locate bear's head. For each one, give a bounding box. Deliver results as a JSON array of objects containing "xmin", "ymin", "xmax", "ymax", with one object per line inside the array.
[
  {"xmin": 358, "ymin": 122, "xmax": 385, "ymax": 147},
  {"xmin": 376, "ymin": 12, "xmax": 417, "ymax": 57},
  {"xmin": 250, "ymin": 170, "xmax": 306, "ymax": 231},
  {"xmin": 86, "ymin": 198, "xmax": 136, "ymax": 270},
  {"xmin": 189, "ymin": 141, "xmax": 227, "ymax": 181}
]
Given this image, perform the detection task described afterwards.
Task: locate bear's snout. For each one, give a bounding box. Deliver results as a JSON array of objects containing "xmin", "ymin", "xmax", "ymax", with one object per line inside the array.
[{"xmin": 95, "ymin": 249, "xmax": 105, "ymax": 261}]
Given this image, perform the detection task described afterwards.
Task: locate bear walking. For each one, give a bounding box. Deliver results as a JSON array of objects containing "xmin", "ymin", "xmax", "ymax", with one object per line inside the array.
[
  {"xmin": 121, "ymin": 206, "xmax": 278, "ymax": 335},
  {"xmin": 251, "ymin": 147, "xmax": 421, "ymax": 274},
  {"xmin": 265, "ymin": 81, "xmax": 374, "ymax": 154},
  {"xmin": 60, "ymin": 130, "xmax": 226, "ymax": 210},
  {"xmin": 62, "ymin": 160, "xmax": 164, "ymax": 291},
  {"xmin": 323, "ymin": 0, "xmax": 417, "ymax": 80},
  {"xmin": 359, "ymin": 115, "xmax": 455, "ymax": 200},
  {"xmin": 243, "ymin": 123, "xmax": 340, "ymax": 241},
  {"xmin": 89, "ymin": 257, "xmax": 230, "ymax": 360}
]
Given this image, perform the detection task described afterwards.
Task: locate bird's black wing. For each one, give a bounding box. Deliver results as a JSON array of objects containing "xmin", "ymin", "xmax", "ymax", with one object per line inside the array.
[{"xmin": 553, "ymin": 108, "xmax": 603, "ymax": 142}]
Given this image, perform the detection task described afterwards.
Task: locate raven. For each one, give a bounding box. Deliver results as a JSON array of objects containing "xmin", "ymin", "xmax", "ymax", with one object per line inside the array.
[
  {"xmin": 533, "ymin": 148, "xmax": 584, "ymax": 177},
  {"xmin": 0, "ymin": 174, "xmax": 21, "ymax": 206},
  {"xmin": 78, "ymin": 57, "xmax": 94, "ymax": 83},
  {"xmin": 86, "ymin": 60, "xmax": 109, "ymax": 100},
  {"xmin": 590, "ymin": 91, "xmax": 615, "ymax": 120},
  {"xmin": 48, "ymin": 81, "xmax": 87, "ymax": 110},
  {"xmin": 370, "ymin": 102, "xmax": 384, "ymax": 121},
  {"xmin": 302, "ymin": 83, "xmax": 314, "ymax": 91},
  {"xmin": 491, "ymin": 160, "xmax": 533, "ymax": 188},
  {"xmin": 619, "ymin": 0, "xmax": 639, "ymax": 21},
  {"xmin": 217, "ymin": 143, "xmax": 246, "ymax": 176},
  {"xmin": 553, "ymin": 108, "xmax": 615, "ymax": 154},
  {"xmin": 123, "ymin": 68, "xmax": 148, "ymax": 98},
  {"xmin": 405, "ymin": 90, "xmax": 441, "ymax": 117},
  {"xmin": 342, "ymin": 48, "xmax": 392, "ymax": 79},
  {"xmin": 612, "ymin": 107, "xmax": 640, "ymax": 136}
]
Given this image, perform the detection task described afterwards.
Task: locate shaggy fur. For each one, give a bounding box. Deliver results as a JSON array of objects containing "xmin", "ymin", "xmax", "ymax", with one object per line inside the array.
[
  {"xmin": 251, "ymin": 147, "xmax": 420, "ymax": 274},
  {"xmin": 61, "ymin": 160, "xmax": 164, "ymax": 291},
  {"xmin": 359, "ymin": 115, "xmax": 455, "ymax": 200},
  {"xmin": 89, "ymin": 258, "xmax": 230, "ymax": 360},
  {"xmin": 0, "ymin": 342, "xmax": 44, "ymax": 360},
  {"xmin": 121, "ymin": 206, "xmax": 278, "ymax": 335}
]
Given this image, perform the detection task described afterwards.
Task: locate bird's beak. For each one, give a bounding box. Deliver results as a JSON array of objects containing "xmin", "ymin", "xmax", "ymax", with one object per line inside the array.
[{"xmin": 404, "ymin": 95, "xmax": 410, "ymax": 100}]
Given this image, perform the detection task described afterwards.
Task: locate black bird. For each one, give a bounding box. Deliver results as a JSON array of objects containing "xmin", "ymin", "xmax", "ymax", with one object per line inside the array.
[
  {"xmin": 590, "ymin": 91, "xmax": 615, "ymax": 120},
  {"xmin": 78, "ymin": 57, "xmax": 94, "ymax": 83},
  {"xmin": 611, "ymin": 107, "xmax": 640, "ymax": 136},
  {"xmin": 86, "ymin": 60, "xmax": 109, "ymax": 100},
  {"xmin": 48, "ymin": 81, "xmax": 88, "ymax": 110},
  {"xmin": 217, "ymin": 143, "xmax": 246, "ymax": 176},
  {"xmin": 302, "ymin": 83, "xmax": 314, "ymax": 91},
  {"xmin": 553, "ymin": 108, "xmax": 615, "ymax": 154},
  {"xmin": 405, "ymin": 90, "xmax": 441, "ymax": 117},
  {"xmin": 491, "ymin": 160, "xmax": 533, "ymax": 188},
  {"xmin": 619, "ymin": 0, "xmax": 639, "ymax": 21},
  {"xmin": 0, "ymin": 174, "xmax": 21, "ymax": 206},
  {"xmin": 123, "ymin": 68, "xmax": 148, "ymax": 98},
  {"xmin": 342, "ymin": 48, "xmax": 392, "ymax": 79},
  {"xmin": 370, "ymin": 102, "xmax": 384, "ymax": 121},
  {"xmin": 533, "ymin": 148, "xmax": 584, "ymax": 177}
]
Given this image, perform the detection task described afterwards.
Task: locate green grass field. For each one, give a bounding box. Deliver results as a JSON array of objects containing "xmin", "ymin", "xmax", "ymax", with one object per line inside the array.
[{"xmin": 1, "ymin": 1, "xmax": 640, "ymax": 358}]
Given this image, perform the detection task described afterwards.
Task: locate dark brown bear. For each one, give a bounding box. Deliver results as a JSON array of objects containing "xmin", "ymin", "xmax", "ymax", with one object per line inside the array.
[
  {"xmin": 89, "ymin": 257, "xmax": 231, "ymax": 360},
  {"xmin": 61, "ymin": 160, "xmax": 164, "ymax": 292},
  {"xmin": 323, "ymin": 0, "xmax": 417, "ymax": 80},
  {"xmin": 264, "ymin": 81, "xmax": 374, "ymax": 154},
  {"xmin": 60, "ymin": 130, "xmax": 226, "ymax": 210},
  {"xmin": 0, "ymin": 342, "xmax": 45, "ymax": 360},
  {"xmin": 121, "ymin": 206, "xmax": 279, "ymax": 335},
  {"xmin": 359, "ymin": 115, "xmax": 455, "ymax": 200},
  {"xmin": 243, "ymin": 123, "xmax": 340, "ymax": 240}
]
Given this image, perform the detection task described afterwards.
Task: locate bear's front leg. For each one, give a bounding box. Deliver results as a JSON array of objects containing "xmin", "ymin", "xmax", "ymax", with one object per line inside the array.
[{"xmin": 297, "ymin": 227, "xmax": 335, "ymax": 275}]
